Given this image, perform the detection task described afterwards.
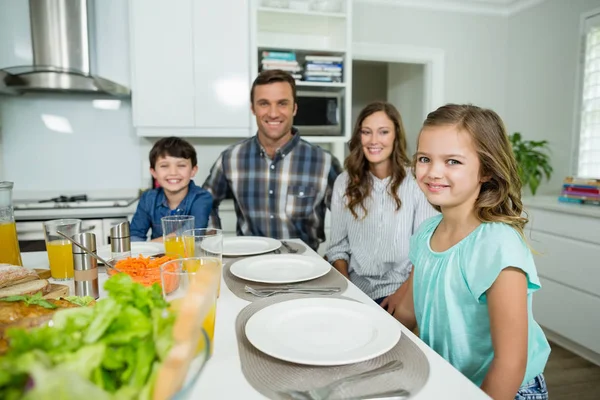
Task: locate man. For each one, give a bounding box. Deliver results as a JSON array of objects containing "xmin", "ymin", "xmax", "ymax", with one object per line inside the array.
[{"xmin": 203, "ymin": 69, "xmax": 343, "ymax": 251}]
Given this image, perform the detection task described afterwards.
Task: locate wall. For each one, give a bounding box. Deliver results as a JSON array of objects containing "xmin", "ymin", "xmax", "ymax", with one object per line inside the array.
[
  {"xmin": 387, "ymin": 63, "xmax": 425, "ymax": 154},
  {"xmin": 505, "ymin": 0, "xmax": 600, "ymax": 194},
  {"xmin": 352, "ymin": 2, "xmax": 508, "ymax": 116},
  {"xmin": 0, "ymin": 0, "xmax": 245, "ymax": 196}
]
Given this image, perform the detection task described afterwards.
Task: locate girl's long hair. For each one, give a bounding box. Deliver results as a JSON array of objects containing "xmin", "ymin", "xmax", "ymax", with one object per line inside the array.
[
  {"xmin": 417, "ymin": 104, "xmax": 528, "ymax": 236},
  {"xmin": 345, "ymin": 101, "xmax": 411, "ymax": 219}
]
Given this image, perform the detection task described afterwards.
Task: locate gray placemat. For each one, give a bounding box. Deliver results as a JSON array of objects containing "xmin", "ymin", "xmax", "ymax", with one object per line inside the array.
[
  {"xmin": 235, "ymin": 294, "xmax": 430, "ymax": 400},
  {"xmin": 223, "ymin": 248, "xmax": 348, "ymax": 302}
]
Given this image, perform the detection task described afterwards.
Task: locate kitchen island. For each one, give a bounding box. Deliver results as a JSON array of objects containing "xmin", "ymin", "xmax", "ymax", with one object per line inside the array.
[{"xmin": 22, "ymin": 240, "xmax": 489, "ymax": 399}]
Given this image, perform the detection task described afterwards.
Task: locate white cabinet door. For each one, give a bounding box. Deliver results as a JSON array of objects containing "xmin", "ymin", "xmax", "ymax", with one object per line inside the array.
[
  {"xmin": 192, "ymin": 0, "xmax": 251, "ymax": 134},
  {"xmin": 129, "ymin": 0, "xmax": 195, "ymax": 128}
]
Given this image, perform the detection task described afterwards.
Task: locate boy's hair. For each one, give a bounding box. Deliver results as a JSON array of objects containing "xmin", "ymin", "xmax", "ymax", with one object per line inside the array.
[
  {"xmin": 250, "ymin": 69, "xmax": 297, "ymax": 104},
  {"xmin": 415, "ymin": 103, "xmax": 528, "ymax": 237},
  {"xmin": 149, "ymin": 137, "xmax": 197, "ymax": 169},
  {"xmin": 345, "ymin": 101, "xmax": 410, "ymax": 219}
]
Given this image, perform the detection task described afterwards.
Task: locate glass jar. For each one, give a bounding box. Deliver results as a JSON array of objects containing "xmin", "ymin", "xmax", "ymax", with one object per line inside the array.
[{"xmin": 0, "ymin": 182, "xmax": 23, "ymax": 266}]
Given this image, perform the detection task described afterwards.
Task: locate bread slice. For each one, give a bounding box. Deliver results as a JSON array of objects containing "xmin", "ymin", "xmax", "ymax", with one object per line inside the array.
[
  {"xmin": 0, "ymin": 279, "xmax": 49, "ymax": 298},
  {"xmin": 0, "ymin": 264, "xmax": 39, "ymax": 289}
]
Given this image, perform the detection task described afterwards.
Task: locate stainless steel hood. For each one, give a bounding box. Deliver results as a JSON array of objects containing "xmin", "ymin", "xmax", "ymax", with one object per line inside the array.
[{"xmin": 0, "ymin": 0, "xmax": 130, "ymax": 97}]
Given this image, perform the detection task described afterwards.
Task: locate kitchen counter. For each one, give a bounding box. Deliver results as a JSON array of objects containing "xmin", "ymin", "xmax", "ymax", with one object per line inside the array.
[
  {"xmin": 523, "ymin": 195, "xmax": 600, "ymax": 219},
  {"xmin": 14, "ymin": 201, "xmax": 139, "ymax": 220}
]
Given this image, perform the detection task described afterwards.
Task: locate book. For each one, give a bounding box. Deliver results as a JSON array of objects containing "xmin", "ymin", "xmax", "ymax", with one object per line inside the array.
[{"xmin": 261, "ymin": 51, "xmax": 296, "ymax": 61}]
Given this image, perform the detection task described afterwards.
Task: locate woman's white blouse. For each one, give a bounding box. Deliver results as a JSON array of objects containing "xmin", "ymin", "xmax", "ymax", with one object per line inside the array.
[{"xmin": 325, "ymin": 169, "xmax": 438, "ymax": 299}]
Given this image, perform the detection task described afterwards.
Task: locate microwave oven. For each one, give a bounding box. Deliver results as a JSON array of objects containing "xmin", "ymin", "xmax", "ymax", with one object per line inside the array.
[{"xmin": 294, "ymin": 90, "xmax": 343, "ymax": 136}]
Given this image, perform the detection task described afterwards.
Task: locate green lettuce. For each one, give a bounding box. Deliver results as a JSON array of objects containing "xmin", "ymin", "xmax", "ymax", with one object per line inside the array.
[{"xmin": 0, "ymin": 274, "xmax": 176, "ymax": 399}]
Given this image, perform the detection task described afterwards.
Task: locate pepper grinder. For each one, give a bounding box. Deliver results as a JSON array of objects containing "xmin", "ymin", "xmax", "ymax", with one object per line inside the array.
[
  {"xmin": 110, "ymin": 221, "xmax": 131, "ymax": 259},
  {"xmin": 72, "ymin": 232, "xmax": 99, "ymax": 299}
]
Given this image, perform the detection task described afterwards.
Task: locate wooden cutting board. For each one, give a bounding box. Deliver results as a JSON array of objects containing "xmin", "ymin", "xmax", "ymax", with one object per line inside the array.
[
  {"xmin": 42, "ymin": 283, "xmax": 69, "ymax": 299},
  {"xmin": 34, "ymin": 269, "xmax": 52, "ymax": 280}
]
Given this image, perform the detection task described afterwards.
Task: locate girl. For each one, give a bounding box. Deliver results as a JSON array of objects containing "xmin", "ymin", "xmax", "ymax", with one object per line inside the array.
[
  {"xmin": 394, "ymin": 104, "xmax": 550, "ymax": 400},
  {"xmin": 325, "ymin": 101, "xmax": 437, "ymax": 308}
]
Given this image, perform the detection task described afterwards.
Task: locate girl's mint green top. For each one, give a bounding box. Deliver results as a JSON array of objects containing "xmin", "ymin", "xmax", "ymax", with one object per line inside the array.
[{"xmin": 409, "ymin": 215, "xmax": 550, "ymax": 386}]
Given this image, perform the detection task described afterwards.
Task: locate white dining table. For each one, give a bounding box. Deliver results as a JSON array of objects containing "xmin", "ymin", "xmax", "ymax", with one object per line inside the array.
[{"xmin": 22, "ymin": 240, "xmax": 490, "ymax": 400}]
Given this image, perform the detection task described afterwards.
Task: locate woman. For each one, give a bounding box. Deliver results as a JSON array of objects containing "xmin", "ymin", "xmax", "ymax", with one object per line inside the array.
[{"xmin": 325, "ymin": 101, "xmax": 437, "ymax": 311}]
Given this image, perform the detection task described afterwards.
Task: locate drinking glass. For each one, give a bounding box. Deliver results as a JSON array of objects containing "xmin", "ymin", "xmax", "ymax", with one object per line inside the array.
[
  {"xmin": 160, "ymin": 257, "xmax": 220, "ymax": 354},
  {"xmin": 43, "ymin": 219, "xmax": 82, "ymax": 280},
  {"xmin": 161, "ymin": 215, "xmax": 195, "ymax": 258},
  {"xmin": 183, "ymin": 228, "xmax": 223, "ymax": 296}
]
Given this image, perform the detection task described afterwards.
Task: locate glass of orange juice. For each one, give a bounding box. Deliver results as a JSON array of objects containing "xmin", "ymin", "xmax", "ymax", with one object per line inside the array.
[
  {"xmin": 0, "ymin": 181, "xmax": 23, "ymax": 266},
  {"xmin": 183, "ymin": 228, "xmax": 223, "ymax": 296},
  {"xmin": 43, "ymin": 219, "xmax": 81, "ymax": 280},
  {"xmin": 161, "ymin": 215, "xmax": 195, "ymax": 258},
  {"xmin": 160, "ymin": 257, "xmax": 220, "ymax": 355}
]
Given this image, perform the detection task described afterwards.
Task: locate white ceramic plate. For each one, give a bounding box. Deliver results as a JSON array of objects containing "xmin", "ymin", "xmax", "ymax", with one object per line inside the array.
[
  {"xmin": 230, "ymin": 254, "xmax": 331, "ymax": 284},
  {"xmin": 97, "ymin": 242, "xmax": 165, "ymax": 260},
  {"xmin": 221, "ymin": 236, "xmax": 281, "ymax": 257},
  {"xmin": 245, "ymin": 297, "xmax": 402, "ymax": 366}
]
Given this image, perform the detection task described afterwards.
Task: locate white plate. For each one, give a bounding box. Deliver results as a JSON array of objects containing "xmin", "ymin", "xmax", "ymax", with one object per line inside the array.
[
  {"xmin": 222, "ymin": 236, "xmax": 281, "ymax": 257},
  {"xmin": 97, "ymin": 242, "xmax": 165, "ymax": 260},
  {"xmin": 245, "ymin": 298, "xmax": 401, "ymax": 366},
  {"xmin": 230, "ymin": 254, "xmax": 331, "ymax": 284}
]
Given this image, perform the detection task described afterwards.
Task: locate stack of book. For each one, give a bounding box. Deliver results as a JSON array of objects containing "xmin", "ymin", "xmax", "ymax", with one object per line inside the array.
[
  {"xmin": 260, "ymin": 51, "xmax": 302, "ymax": 81},
  {"xmin": 558, "ymin": 176, "xmax": 600, "ymax": 206},
  {"xmin": 304, "ymin": 55, "xmax": 343, "ymax": 83}
]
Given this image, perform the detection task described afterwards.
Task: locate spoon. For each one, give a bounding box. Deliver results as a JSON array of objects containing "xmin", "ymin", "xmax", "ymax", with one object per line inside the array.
[{"xmin": 57, "ymin": 231, "xmax": 118, "ymax": 270}]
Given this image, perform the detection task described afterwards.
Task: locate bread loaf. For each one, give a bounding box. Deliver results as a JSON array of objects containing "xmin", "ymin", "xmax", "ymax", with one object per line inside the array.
[
  {"xmin": 0, "ymin": 279, "xmax": 49, "ymax": 299},
  {"xmin": 0, "ymin": 264, "xmax": 39, "ymax": 289}
]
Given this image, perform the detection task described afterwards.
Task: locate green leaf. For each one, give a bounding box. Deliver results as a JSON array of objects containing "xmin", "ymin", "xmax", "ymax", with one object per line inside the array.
[{"xmin": 0, "ymin": 293, "xmax": 57, "ymax": 309}]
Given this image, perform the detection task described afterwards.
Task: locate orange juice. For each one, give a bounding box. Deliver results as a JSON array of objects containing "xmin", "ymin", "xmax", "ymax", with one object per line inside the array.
[
  {"xmin": 170, "ymin": 298, "xmax": 217, "ymax": 354},
  {"xmin": 46, "ymin": 240, "xmax": 74, "ymax": 279},
  {"xmin": 164, "ymin": 236, "xmax": 195, "ymax": 258},
  {"xmin": 182, "ymin": 258, "xmax": 222, "ymax": 297},
  {"xmin": 0, "ymin": 221, "xmax": 22, "ymax": 266}
]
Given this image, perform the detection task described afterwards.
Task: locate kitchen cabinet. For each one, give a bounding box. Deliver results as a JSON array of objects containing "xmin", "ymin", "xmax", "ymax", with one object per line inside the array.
[
  {"xmin": 524, "ymin": 196, "xmax": 600, "ymax": 365},
  {"xmin": 129, "ymin": 0, "xmax": 195, "ymax": 129},
  {"xmin": 129, "ymin": 0, "xmax": 251, "ymax": 137}
]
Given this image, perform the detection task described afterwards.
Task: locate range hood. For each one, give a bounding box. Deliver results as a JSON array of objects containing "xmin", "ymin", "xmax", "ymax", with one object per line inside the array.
[{"xmin": 0, "ymin": 0, "xmax": 130, "ymax": 97}]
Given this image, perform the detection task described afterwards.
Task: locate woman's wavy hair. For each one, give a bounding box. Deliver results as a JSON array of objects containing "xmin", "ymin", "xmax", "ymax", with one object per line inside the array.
[
  {"xmin": 345, "ymin": 101, "xmax": 411, "ymax": 219},
  {"xmin": 416, "ymin": 104, "xmax": 528, "ymax": 236}
]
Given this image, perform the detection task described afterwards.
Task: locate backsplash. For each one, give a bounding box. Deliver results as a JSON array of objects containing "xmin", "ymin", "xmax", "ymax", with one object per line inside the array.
[{"xmin": 0, "ymin": 94, "xmax": 331, "ymax": 196}]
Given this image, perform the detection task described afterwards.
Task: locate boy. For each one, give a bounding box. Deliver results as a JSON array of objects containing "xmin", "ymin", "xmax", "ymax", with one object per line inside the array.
[{"xmin": 130, "ymin": 137, "xmax": 213, "ymax": 242}]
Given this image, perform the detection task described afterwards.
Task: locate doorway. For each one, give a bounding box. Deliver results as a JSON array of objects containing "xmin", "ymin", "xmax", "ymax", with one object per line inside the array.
[{"xmin": 352, "ymin": 60, "xmax": 426, "ymax": 154}]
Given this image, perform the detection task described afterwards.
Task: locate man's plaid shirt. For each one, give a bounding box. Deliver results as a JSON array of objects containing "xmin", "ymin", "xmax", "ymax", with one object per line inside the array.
[{"xmin": 202, "ymin": 129, "xmax": 343, "ymax": 251}]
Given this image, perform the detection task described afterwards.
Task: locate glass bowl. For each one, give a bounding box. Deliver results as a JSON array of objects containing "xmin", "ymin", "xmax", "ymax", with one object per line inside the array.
[{"xmin": 0, "ymin": 304, "xmax": 211, "ymax": 398}]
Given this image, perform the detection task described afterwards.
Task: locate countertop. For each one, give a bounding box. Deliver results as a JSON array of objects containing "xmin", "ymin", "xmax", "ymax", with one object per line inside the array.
[
  {"xmin": 523, "ymin": 195, "xmax": 600, "ymax": 219},
  {"xmin": 14, "ymin": 201, "xmax": 140, "ymax": 220}
]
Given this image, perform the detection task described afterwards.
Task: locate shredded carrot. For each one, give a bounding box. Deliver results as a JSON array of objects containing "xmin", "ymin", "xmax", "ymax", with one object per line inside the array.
[{"xmin": 108, "ymin": 255, "xmax": 176, "ymax": 289}]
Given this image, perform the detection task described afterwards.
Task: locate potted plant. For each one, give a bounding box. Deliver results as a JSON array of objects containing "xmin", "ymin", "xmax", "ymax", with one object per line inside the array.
[{"xmin": 509, "ymin": 132, "xmax": 553, "ymax": 195}]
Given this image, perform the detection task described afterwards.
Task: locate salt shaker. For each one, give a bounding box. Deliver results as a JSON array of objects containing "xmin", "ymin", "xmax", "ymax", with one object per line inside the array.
[
  {"xmin": 72, "ymin": 232, "xmax": 99, "ymax": 299},
  {"xmin": 110, "ymin": 221, "xmax": 131, "ymax": 259}
]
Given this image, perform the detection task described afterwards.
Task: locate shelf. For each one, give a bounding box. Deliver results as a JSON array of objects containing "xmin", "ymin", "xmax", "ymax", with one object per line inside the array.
[
  {"xmin": 296, "ymin": 81, "xmax": 345, "ymax": 88},
  {"xmin": 258, "ymin": 43, "xmax": 346, "ymax": 54},
  {"xmin": 257, "ymin": 6, "xmax": 346, "ymax": 19}
]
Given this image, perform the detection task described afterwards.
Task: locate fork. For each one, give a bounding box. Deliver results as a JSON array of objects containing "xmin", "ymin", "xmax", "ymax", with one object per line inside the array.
[
  {"xmin": 281, "ymin": 360, "xmax": 404, "ymax": 400},
  {"xmin": 280, "ymin": 241, "xmax": 299, "ymax": 253},
  {"xmin": 244, "ymin": 285, "xmax": 340, "ymax": 297}
]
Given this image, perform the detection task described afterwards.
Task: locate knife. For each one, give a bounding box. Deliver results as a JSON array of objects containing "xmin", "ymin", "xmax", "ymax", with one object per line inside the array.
[{"xmin": 245, "ymin": 286, "xmax": 341, "ymax": 292}]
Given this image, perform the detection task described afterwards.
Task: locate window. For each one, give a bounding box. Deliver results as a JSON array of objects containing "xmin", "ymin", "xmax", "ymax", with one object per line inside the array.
[{"xmin": 577, "ymin": 13, "xmax": 600, "ymax": 178}]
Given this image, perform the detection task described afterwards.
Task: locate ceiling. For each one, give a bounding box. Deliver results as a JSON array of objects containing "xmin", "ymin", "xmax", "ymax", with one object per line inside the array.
[{"xmin": 356, "ymin": 0, "xmax": 548, "ymax": 16}]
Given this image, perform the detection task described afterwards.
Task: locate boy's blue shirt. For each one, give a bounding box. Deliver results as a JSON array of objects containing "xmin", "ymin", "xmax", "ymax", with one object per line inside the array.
[{"xmin": 130, "ymin": 181, "xmax": 213, "ymax": 241}]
